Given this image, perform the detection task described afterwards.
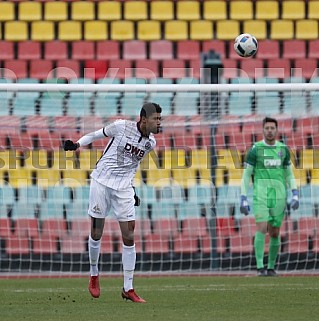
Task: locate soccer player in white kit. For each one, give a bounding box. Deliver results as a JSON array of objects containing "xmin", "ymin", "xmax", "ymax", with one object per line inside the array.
[{"xmin": 64, "ymin": 103, "xmax": 162, "ymax": 303}]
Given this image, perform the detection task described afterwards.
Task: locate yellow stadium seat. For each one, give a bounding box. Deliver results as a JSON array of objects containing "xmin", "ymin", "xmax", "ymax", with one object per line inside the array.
[
  {"xmin": 124, "ymin": 1, "xmax": 148, "ymax": 21},
  {"xmin": 146, "ymin": 169, "xmax": 172, "ymax": 186},
  {"xmin": 98, "ymin": 1, "xmax": 122, "ymax": 21},
  {"xmin": 301, "ymin": 149, "xmax": 314, "ymax": 170},
  {"xmin": 31, "ymin": 21, "xmax": 55, "ymax": 41},
  {"xmin": 5, "ymin": 21, "xmax": 28, "ymax": 41},
  {"xmin": 165, "ymin": 21, "xmax": 188, "ymax": 41},
  {"xmin": 0, "ymin": 2, "xmax": 14, "ymax": 22},
  {"xmin": 203, "ymin": 1, "xmax": 227, "ymax": 21},
  {"xmin": 228, "ymin": 168, "xmax": 243, "ymax": 186},
  {"xmin": 137, "ymin": 21, "xmax": 161, "ymax": 41},
  {"xmin": 295, "ymin": 20, "xmax": 319, "ymax": 40},
  {"xmin": 150, "ymin": 1, "xmax": 174, "ymax": 21},
  {"xmin": 243, "ymin": 20, "xmax": 267, "ymax": 40},
  {"xmin": 216, "ymin": 20, "xmax": 240, "ymax": 40},
  {"xmin": 198, "ymin": 168, "xmax": 211, "ymax": 182},
  {"xmin": 270, "ymin": 20, "xmax": 294, "ymax": 40},
  {"xmin": 176, "ymin": 1, "xmax": 200, "ymax": 21},
  {"xmin": 111, "ymin": 21, "xmax": 135, "ymax": 40},
  {"xmin": 84, "ymin": 21, "xmax": 108, "ymax": 41},
  {"xmin": 19, "ymin": 2, "xmax": 42, "ymax": 21},
  {"xmin": 163, "ymin": 149, "xmax": 187, "ymax": 170},
  {"xmin": 191, "ymin": 149, "xmax": 210, "ymax": 170},
  {"xmin": 79, "ymin": 150, "xmax": 102, "ymax": 171},
  {"xmin": 308, "ymin": 1, "xmax": 319, "ymax": 19},
  {"xmin": 25, "ymin": 150, "xmax": 49, "ymax": 169},
  {"xmin": 190, "ymin": 20, "xmax": 213, "ymax": 40},
  {"xmin": 140, "ymin": 151, "xmax": 160, "ymax": 171},
  {"xmin": 58, "ymin": 21, "xmax": 82, "ymax": 41},
  {"xmin": 62, "ymin": 170, "xmax": 88, "ymax": 187},
  {"xmin": 292, "ymin": 169, "xmax": 307, "ymax": 186},
  {"xmin": 215, "ymin": 168, "xmax": 225, "ymax": 187},
  {"xmin": 36, "ymin": 169, "xmax": 61, "ymax": 187},
  {"xmin": 172, "ymin": 168, "xmax": 197, "ymax": 188},
  {"xmin": 44, "ymin": 1, "xmax": 68, "ymax": 21},
  {"xmin": 8, "ymin": 169, "xmax": 33, "ymax": 188},
  {"xmin": 229, "ymin": 1, "xmax": 253, "ymax": 20},
  {"xmin": 71, "ymin": 1, "xmax": 95, "ymax": 21},
  {"xmin": 218, "ymin": 149, "xmax": 242, "ymax": 170},
  {"xmin": 281, "ymin": 0, "xmax": 305, "ymax": 20},
  {"xmin": 255, "ymin": 1, "xmax": 279, "ymax": 20},
  {"xmin": 51, "ymin": 150, "xmax": 79, "ymax": 171}
]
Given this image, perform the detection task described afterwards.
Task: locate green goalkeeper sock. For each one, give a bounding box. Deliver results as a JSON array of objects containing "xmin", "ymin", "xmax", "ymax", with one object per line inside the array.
[
  {"xmin": 254, "ymin": 231, "xmax": 266, "ymax": 269},
  {"xmin": 268, "ymin": 236, "xmax": 280, "ymax": 270}
]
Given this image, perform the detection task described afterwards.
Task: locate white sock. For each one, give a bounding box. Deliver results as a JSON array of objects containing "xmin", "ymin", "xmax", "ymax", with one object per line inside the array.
[
  {"xmin": 89, "ymin": 235, "xmax": 101, "ymax": 276},
  {"xmin": 122, "ymin": 244, "xmax": 136, "ymax": 292}
]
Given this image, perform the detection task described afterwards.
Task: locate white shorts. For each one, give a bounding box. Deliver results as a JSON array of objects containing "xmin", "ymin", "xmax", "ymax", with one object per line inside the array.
[{"xmin": 88, "ymin": 179, "xmax": 135, "ymax": 222}]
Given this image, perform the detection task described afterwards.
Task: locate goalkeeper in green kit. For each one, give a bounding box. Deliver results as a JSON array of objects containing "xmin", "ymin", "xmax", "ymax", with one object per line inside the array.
[{"xmin": 240, "ymin": 117, "xmax": 299, "ymax": 276}]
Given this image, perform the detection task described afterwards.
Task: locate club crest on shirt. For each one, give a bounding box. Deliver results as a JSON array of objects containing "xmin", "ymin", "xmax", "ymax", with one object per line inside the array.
[{"xmin": 145, "ymin": 142, "xmax": 151, "ymax": 150}]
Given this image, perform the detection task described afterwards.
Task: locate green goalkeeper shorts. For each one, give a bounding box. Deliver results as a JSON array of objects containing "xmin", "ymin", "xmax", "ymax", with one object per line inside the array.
[{"xmin": 253, "ymin": 197, "xmax": 287, "ymax": 227}]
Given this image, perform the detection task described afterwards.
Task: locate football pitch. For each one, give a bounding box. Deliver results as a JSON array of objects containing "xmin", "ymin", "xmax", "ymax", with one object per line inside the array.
[{"xmin": 1, "ymin": 276, "xmax": 319, "ymax": 321}]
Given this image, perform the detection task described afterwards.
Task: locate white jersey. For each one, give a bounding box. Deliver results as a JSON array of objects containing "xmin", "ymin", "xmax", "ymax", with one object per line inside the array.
[{"xmin": 89, "ymin": 119, "xmax": 156, "ymax": 190}]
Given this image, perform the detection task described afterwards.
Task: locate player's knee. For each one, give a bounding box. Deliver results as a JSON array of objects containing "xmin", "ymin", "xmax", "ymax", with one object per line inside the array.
[{"xmin": 91, "ymin": 229, "xmax": 103, "ymax": 241}]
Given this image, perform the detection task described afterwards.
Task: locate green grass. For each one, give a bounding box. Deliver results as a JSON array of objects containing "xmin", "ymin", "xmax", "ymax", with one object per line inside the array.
[{"xmin": 1, "ymin": 276, "xmax": 319, "ymax": 321}]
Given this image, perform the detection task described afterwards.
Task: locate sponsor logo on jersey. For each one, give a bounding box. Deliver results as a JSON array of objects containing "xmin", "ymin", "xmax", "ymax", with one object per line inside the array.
[
  {"xmin": 92, "ymin": 204, "xmax": 101, "ymax": 214},
  {"xmin": 124, "ymin": 143, "xmax": 145, "ymax": 158},
  {"xmin": 145, "ymin": 142, "xmax": 151, "ymax": 150},
  {"xmin": 264, "ymin": 159, "xmax": 282, "ymax": 167}
]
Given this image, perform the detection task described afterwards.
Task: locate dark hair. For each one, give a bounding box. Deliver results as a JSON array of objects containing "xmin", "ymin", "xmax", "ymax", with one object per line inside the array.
[
  {"xmin": 263, "ymin": 117, "xmax": 278, "ymax": 128},
  {"xmin": 140, "ymin": 103, "xmax": 162, "ymax": 118}
]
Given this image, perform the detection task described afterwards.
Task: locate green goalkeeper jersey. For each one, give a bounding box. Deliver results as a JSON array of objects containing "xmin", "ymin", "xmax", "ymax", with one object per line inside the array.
[{"xmin": 245, "ymin": 140, "xmax": 291, "ymax": 200}]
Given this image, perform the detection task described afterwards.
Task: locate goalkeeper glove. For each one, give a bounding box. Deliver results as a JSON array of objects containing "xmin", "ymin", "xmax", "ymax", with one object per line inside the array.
[
  {"xmin": 240, "ymin": 195, "xmax": 250, "ymax": 215},
  {"xmin": 291, "ymin": 189, "xmax": 299, "ymax": 211},
  {"xmin": 133, "ymin": 187, "xmax": 140, "ymax": 207},
  {"xmin": 64, "ymin": 140, "xmax": 79, "ymax": 151}
]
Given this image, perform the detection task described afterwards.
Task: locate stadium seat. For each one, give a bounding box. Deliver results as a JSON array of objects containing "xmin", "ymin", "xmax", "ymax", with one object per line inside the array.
[
  {"xmin": 72, "ymin": 41, "xmax": 95, "ymax": 60},
  {"xmin": 0, "ymin": 41, "xmax": 14, "ymax": 60},
  {"xmin": 229, "ymin": 1, "xmax": 253, "ymax": 20},
  {"xmin": 239, "ymin": 59, "xmax": 265, "ymax": 79},
  {"xmin": 149, "ymin": 40, "xmax": 173, "ymax": 60},
  {"xmin": 176, "ymin": 1, "xmax": 200, "ymax": 21},
  {"xmin": 124, "ymin": 1, "xmax": 147, "ymax": 21},
  {"xmin": 202, "ymin": 40, "xmax": 225, "ymax": 58},
  {"xmin": 44, "ymin": 1, "xmax": 68, "ymax": 21},
  {"xmin": 295, "ymin": 20, "xmax": 319, "ymax": 40},
  {"xmin": 56, "ymin": 60, "xmax": 81, "ymax": 79},
  {"xmin": 71, "ymin": 1, "xmax": 95, "ymax": 21},
  {"xmin": 0, "ymin": 218, "xmax": 11, "ymax": 239},
  {"xmin": 4, "ymin": 60, "xmax": 27, "ymax": 79},
  {"xmin": 123, "ymin": 40, "xmax": 147, "ymax": 60},
  {"xmin": 282, "ymin": 40, "xmax": 306, "ymax": 59},
  {"xmin": 150, "ymin": 1, "xmax": 174, "ymax": 21},
  {"xmin": 18, "ymin": 1, "xmax": 42, "ymax": 21},
  {"xmin": 230, "ymin": 234, "xmax": 253, "ymax": 254},
  {"xmin": 190, "ymin": 20, "xmax": 213, "ymax": 41},
  {"xmin": 31, "ymin": 21, "xmax": 55, "ymax": 41},
  {"xmin": 135, "ymin": 60, "xmax": 160, "ymax": 79},
  {"xmin": 256, "ymin": 40, "xmax": 280, "ymax": 59},
  {"xmin": 221, "ymin": 59, "xmax": 238, "ymax": 79},
  {"xmin": 308, "ymin": 1, "xmax": 319, "ymax": 19},
  {"xmin": 108, "ymin": 59, "xmax": 133, "ymax": 79},
  {"xmin": 96, "ymin": 41, "xmax": 120, "ymax": 60},
  {"xmin": 239, "ymin": 216, "xmax": 256, "ymax": 237},
  {"xmin": 270, "ymin": 20, "xmax": 294, "ymax": 40},
  {"xmin": 17, "ymin": 41, "xmax": 41, "ymax": 60},
  {"xmin": 84, "ymin": 21, "xmax": 108, "ymax": 41},
  {"xmin": 308, "ymin": 40, "xmax": 319, "ymax": 59},
  {"xmin": 5, "ymin": 21, "xmax": 28, "ymax": 41},
  {"xmin": 286, "ymin": 233, "xmax": 309, "ymax": 253},
  {"xmin": 255, "ymin": 1, "xmax": 279, "ymax": 20},
  {"xmin": 58, "ymin": 21, "xmax": 82, "ymax": 41},
  {"xmin": 44, "ymin": 41, "xmax": 68, "ymax": 60},
  {"xmin": 281, "ymin": 0, "xmax": 305, "ymax": 20},
  {"xmin": 216, "ymin": 20, "xmax": 240, "ymax": 40},
  {"xmin": 243, "ymin": 20, "xmax": 267, "ymax": 40},
  {"xmin": 164, "ymin": 21, "xmax": 188, "ymax": 41},
  {"xmin": 111, "ymin": 20, "xmax": 134, "ymax": 41},
  {"xmin": 162, "ymin": 59, "xmax": 187, "ymax": 79},
  {"xmin": 137, "ymin": 21, "xmax": 161, "ymax": 41},
  {"xmin": 0, "ymin": 2, "xmax": 14, "ymax": 21},
  {"xmin": 294, "ymin": 58, "xmax": 318, "ymax": 80},
  {"xmin": 84, "ymin": 60, "xmax": 108, "ymax": 80},
  {"xmin": 98, "ymin": 1, "xmax": 121, "ymax": 21},
  {"xmin": 267, "ymin": 59, "xmax": 292, "ymax": 79},
  {"xmin": 30, "ymin": 60, "xmax": 54, "ymax": 80},
  {"xmin": 203, "ymin": 1, "xmax": 227, "ymax": 20},
  {"xmin": 177, "ymin": 40, "xmax": 200, "ymax": 60}
]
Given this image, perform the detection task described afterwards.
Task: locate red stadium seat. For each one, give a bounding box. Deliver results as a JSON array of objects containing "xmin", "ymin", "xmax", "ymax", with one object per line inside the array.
[
  {"xmin": 135, "ymin": 59, "xmax": 159, "ymax": 79},
  {"xmin": 256, "ymin": 40, "xmax": 280, "ymax": 59},
  {"xmin": 17, "ymin": 41, "xmax": 41, "ymax": 60},
  {"xmin": 286, "ymin": 233, "xmax": 309, "ymax": 253},
  {"xmin": 44, "ymin": 41, "xmax": 68, "ymax": 60},
  {"xmin": 240, "ymin": 58, "xmax": 264, "ymax": 78},
  {"xmin": 298, "ymin": 217, "xmax": 319, "ymax": 237},
  {"xmin": 240, "ymin": 216, "xmax": 256, "ymax": 237},
  {"xmin": 56, "ymin": 60, "xmax": 80, "ymax": 79},
  {"xmin": 4, "ymin": 60, "xmax": 27, "ymax": 79},
  {"xmin": 177, "ymin": 40, "xmax": 200, "ymax": 60},
  {"xmin": 202, "ymin": 40, "xmax": 226, "ymax": 58},
  {"xmin": 173, "ymin": 233, "xmax": 199, "ymax": 253},
  {"xmin": 189, "ymin": 59, "xmax": 201, "ymax": 79},
  {"xmin": 96, "ymin": 40, "xmax": 120, "ymax": 60},
  {"xmin": 149, "ymin": 40, "xmax": 173, "ymax": 60},
  {"xmin": 230, "ymin": 234, "xmax": 253, "ymax": 254},
  {"xmin": 108, "ymin": 59, "xmax": 133, "ymax": 79},
  {"xmin": 0, "ymin": 218, "xmax": 11, "ymax": 239},
  {"xmin": 30, "ymin": 60, "xmax": 54, "ymax": 79},
  {"xmin": 267, "ymin": 59, "xmax": 292, "ymax": 79},
  {"xmin": 0, "ymin": 41, "xmax": 14, "ymax": 60},
  {"xmin": 221, "ymin": 59, "xmax": 238, "ymax": 79},
  {"xmin": 294, "ymin": 58, "xmax": 318, "ymax": 80},
  {"xmin": 308, "ymin": 40, "xmax": 319, "ymax": 59},
  {"xmin": 123, "ymin": 40, "xmax": 146, "ymax": 60},
  {"xmin": 162, "ymin": 59, "xmax": 187, "ymax": 79},
  {"xmin": 54, "ymin": 116, "xmax": 78, "ymax": 136},
  {"xmin": 84, "ymin": 60, "xmax": 108, "ymax": 80},
  {"xmin": 72, "ymin": 40, "xmax": 95, "ymax": 60},
  {"xmin": 282, "ymin": 40, "xmax": 306, "ymax": 59}
]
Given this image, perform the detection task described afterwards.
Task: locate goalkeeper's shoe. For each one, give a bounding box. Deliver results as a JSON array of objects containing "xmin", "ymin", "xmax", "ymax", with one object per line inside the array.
[
  {"xmin": 121, "ymin": 288, "xmax": 146, "ymax": 303},
  {"xmin": 88, "ymin": 275, "xmax": 100, "ymax": 298},
  {"xmin": 267, "ymin": 269, "xmax": 278, "ymax": 277},
  {"xmin": 257, "ymin": 268, "xmax": 267, "ymax": 277}
]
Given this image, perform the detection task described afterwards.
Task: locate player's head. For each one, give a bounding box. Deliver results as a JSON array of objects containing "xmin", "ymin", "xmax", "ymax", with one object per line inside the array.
[
  {"xmin": 262, "ymin": 117, "xmax": 278, "ymax": 144},
  {"xmin": 139, "ymin": 103, "xmax": 162, "ymax": 135}
]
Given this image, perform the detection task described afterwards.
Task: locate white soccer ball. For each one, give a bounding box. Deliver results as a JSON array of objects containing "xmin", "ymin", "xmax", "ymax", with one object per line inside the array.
[{"xmin": 234, "ymin": 33, "xmax": 258, "ymax": 58}]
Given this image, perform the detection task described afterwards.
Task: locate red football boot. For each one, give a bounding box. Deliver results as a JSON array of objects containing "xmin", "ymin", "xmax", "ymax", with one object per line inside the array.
[
  {"xmin": 121, "ymin": 288, "xmax": 146, "ymax": 303},
  {"xmin": 88, "ymin": 275, "xmax": 100, "ymax": 298}
]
